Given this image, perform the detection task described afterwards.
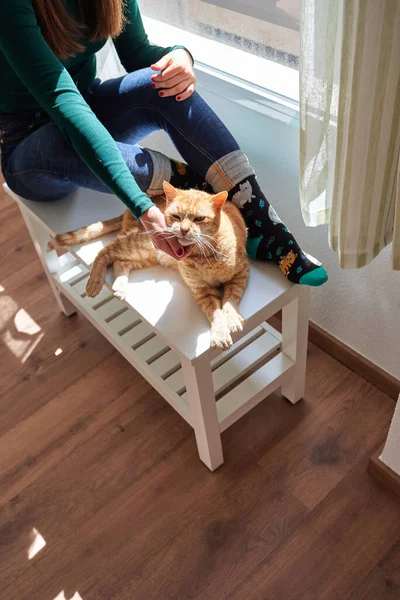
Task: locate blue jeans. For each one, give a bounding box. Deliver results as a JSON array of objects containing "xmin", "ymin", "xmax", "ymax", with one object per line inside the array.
[{"xmin": 0, "ymin": 68, "xmax": 254, "ymax": 202}]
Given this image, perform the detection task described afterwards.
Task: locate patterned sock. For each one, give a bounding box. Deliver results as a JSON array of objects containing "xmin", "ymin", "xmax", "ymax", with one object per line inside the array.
[
  {"xmin": 229, "ymin": 175, "xmax": 328, "ymax": 286},
  {"xmin": 169, "ymin": 160, "xmax": 213, "ymax": 193}
]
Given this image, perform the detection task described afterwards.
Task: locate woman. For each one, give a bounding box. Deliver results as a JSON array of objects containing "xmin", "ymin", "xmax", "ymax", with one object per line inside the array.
[{"xmin": 0, "ymin": 0, "xmax": 327, "ymax": 286}]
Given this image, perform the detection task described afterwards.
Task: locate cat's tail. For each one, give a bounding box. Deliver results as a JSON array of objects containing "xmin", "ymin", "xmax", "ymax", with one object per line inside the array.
[{"xmin": 47, "ymin": 215, "xmax": 124, "ymax": 251}]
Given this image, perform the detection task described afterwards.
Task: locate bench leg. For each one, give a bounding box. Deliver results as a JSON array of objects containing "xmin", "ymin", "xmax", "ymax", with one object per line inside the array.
[
  {"xmin": 19, "ymin": 206, "xmax": 77, "ymax": 317},
  {"xmin": 281, "ymin": 286, "xmax": 310, "ymax": 404},
  {"xmin": 181, "ymin": 354, "xmax": 223, "ymax": 471}
]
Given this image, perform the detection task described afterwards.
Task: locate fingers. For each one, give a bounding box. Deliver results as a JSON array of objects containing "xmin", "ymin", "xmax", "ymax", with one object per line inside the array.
[
  {"xmin": 150, "ymin": 55, "xmax": 172, "ymax": 72},
  {"xmin": 157, "ymin": 78, "xmax": 193, "ymax": 99},
  {"xmin": 150, "ymin": 49, "xmax": 196, "ymax": 101},
  {"xmin": 151, "ymin": 63, "xmax": 183, "ymax": 83},
  {"xmin": 176, "ymin": 83, "xmax": 195, "ymax": 102},
  {"xmin": 152, "ymin": 71, "xmax": 190, "ymax": 90}
]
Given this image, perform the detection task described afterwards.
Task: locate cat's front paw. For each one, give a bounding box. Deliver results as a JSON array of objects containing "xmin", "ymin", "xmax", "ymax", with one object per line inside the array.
[
  {"xmin": 86, "ymin": 277, "xmax": 103, "ymax": 298},
  {"xmin": 211, "ymin": 321, "xmax": 233, "ymax": 350},
  {"xmin": 112, "ymin": 276, "xmax": 128, "ymax": 301},
  {"xmin": 223, "ymin": 303, "xmax": 246, "ymax": 334}
]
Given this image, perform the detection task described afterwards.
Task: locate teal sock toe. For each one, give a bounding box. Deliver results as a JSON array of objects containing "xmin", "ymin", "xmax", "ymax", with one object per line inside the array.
[
  {"xmin": 299, "ymin": 267, "xmax": 328, "ymax": 287},
  {"xmin": 246, "ymin": 235, "xmax": 263, "ymax": 259}
]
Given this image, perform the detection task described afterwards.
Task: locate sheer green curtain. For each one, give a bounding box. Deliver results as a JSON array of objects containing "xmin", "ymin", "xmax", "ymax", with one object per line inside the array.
[{"xmin": 300, "ymin": 0, "xmax": 400, "ymax": 269}]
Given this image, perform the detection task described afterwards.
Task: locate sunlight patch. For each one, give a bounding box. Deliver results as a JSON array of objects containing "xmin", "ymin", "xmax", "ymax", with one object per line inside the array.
[
  {"xmin": 0, "ymin": 284, "xmax": 4, "ymax": 292},
  {"xmin": 0, "ymin": 295, "xmax": 18, "ymax": 327},
  {"xmin": 27, "ymin": 527, "xmax": 46, "ymax": 559},
  {"xmin": 0, "ymin": 296, "xmax": 44, "ymax": 362},
  {"xmin": 14, "ymin": 308, "xmax": 41, "ymax": 335},
  {"xmin": 59, "ymin": 265, "xmax": 84, "ymax": 283}
]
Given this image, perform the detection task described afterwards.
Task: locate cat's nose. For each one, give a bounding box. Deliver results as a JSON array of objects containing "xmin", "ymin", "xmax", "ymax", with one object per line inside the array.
[{"xmin": 180, "ymin": 226, "xmax": 190, "ymax": 236}]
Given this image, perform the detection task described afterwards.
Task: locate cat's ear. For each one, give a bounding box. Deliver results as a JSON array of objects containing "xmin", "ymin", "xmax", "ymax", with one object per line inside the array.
[
  {"xmin": 212, "ymin": 191, "xmax": 228, "ymax": 211},
  {"xmin": 163, "ymin": 181, "xmax": 178, "ymax": 204}
]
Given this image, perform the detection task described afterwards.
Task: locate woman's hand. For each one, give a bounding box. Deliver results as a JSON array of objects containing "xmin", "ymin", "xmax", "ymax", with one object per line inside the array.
[
  {"xmin": 150, "ymin": 49, "xmax": 195, "ymax": 102},
  {"xmin": 140, "ymin": 205, "xmax": 191, "ymax": 260}
]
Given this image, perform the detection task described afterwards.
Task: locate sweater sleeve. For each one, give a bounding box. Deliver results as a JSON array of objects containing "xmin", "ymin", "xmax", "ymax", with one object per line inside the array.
[
  {"xmin": 0, "ymin": 0, "xmax": 154, "ymax": 219},
  {"xmin": 113, "ymin": 0, "xmax": 193, "ymax": 72}
]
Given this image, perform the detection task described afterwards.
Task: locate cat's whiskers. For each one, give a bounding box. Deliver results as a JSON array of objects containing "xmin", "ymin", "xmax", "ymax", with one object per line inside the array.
[
  {"xmin": 197, "ymin": 232, "xmax": 219, "ymax": 243},
  {"xmin": 196, "ymin": 232, "xmax": 228, "ymax": 258},
  {"xmin": 191, "ymin": 233, "xmax": 228, "ymax": 263},
  {"xmin": 196, "ymin": 235, "xmax": 228, "ymax": 260},
  {"xmin": 193, "ymin": 237, "xmax": 213, "ymax": 266}
]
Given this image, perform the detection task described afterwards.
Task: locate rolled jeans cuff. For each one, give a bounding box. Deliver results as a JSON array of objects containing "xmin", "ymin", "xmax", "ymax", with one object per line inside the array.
[
  {"xmin": 146, "ymin": 148, "xmax": 172, "ymax": 196},
  {"xmin": 205, "ymin": 149, "xmax": 255, "ymax": 192}
]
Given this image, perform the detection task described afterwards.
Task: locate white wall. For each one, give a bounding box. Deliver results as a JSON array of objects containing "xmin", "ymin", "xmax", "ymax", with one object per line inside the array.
[{"xmin": 143, "ymin": 70, "xmax": 400, "ymax": 381}]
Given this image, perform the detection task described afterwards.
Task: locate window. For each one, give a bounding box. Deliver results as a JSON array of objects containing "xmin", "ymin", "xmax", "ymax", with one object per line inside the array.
[{"xmin": 140, "ymin": 0, "xmax": 300, "ymax": 70}]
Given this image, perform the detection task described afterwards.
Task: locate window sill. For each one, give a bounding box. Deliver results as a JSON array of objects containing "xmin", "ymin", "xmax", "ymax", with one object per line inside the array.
[{"xmin": 143, "ymin": 16, "xmax": 300, "ymax": 120}]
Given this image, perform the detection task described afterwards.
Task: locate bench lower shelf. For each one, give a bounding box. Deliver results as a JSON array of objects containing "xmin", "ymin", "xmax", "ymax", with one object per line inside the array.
[{"xmin": 54, "ymin": 255, "xmax": 295, "ymax": 433}]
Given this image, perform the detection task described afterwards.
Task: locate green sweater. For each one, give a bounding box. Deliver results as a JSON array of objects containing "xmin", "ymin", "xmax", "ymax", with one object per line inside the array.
[{"xmin": 0, "ymin": 0, "xmax": 187, "ymax": 218}]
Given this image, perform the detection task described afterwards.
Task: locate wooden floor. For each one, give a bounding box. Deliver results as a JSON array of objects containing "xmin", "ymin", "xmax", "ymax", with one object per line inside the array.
[{"xmin": 1, "ymin": 181, "xmax": 400, "ymax": 600}]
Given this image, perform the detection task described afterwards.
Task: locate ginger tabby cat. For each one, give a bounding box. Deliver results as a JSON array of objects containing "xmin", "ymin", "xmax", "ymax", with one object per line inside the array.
[{"xmin": 49, "ymin": 182, "xmax": 249, "ymax": 349}]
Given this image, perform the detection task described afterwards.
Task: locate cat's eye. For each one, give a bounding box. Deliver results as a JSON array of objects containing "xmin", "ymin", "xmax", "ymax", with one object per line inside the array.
[
  {"xmin": 172, "ymin": 214, "xmax": 181, "ymax": 221},
  {"xmin": 194, "ymin": 217, "xmax": 205, "ymax": 222}
]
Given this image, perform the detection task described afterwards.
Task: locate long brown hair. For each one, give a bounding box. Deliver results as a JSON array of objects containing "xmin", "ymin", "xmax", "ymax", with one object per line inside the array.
[{"xmin": 32, "ymin": 0, "xmax": 126, "ymax": 60}]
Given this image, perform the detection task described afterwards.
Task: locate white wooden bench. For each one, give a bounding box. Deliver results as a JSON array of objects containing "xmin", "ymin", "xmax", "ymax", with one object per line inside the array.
[{"xmin": 4, "ymin": 183, "xmax": 310, "ymax": 471}]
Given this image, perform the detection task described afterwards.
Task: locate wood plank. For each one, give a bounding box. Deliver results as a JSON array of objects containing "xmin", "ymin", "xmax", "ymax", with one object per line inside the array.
[
  {"xmin": 0, "ymin": 307, "xmax": 114, "ymax": 437},
  {"xmin": 227, "ymin": 458, "xmax": 400, "ymax": 600},
  {"xmin": 348, "ymin": 540, "xmax": 400, "ymax": 599},
  {"xmin": 0, "ymin": 353, "xmax": 143, "ymax": 507},
  {"xmin": 0, "ymin": 387, "xmax": 193, "ymax": 596},
  {"xmin": 0, "ymin": 256, "xmax": 48, "ymax": 305},
  {"xmin": 257, "ymin": 374, "xmax": 395, "ymax": 511},
  {"xmin": 107, "ymin": 465, "xmax": 306, "ymax": 600},
  {"xmin": 0, "ymin": 202, "xmax": 27, "ymax": 246},
  {"xmin": 2, "ymin": 443, "xmax": 259, "ymax": 600},
  {"xmin": 0, "ymin": 264, "xmax": 58, "ymax": 384},
  {"xmin": 0, "ymin": 223, "xmax": 39, "ymax": 281},
  {"xmin": 309, "ymin": 321, "xmax": 400, "ymax": 401},
  {"xmin": 368, "ymin": 454, "xmax": 400, "ymax": 500}
]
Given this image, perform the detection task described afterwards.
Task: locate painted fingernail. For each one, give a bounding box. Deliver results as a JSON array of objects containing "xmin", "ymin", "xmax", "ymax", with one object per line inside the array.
[
  {"xmin": 176, "ymin": 96, "xmax": 182, "ymax": 101},
  {"xmin": 176, "ymin": 248, "xmax": 184, "ymax": 257},
  {"xmin": 159, "ymin": 91, "xmax": 164, "ymax": 97},
  {"xmin": 151, "ymin": 83, "xmax": 156, "ymax": 88}
]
